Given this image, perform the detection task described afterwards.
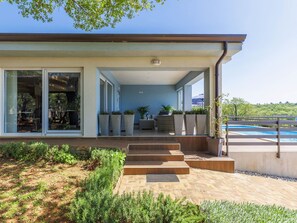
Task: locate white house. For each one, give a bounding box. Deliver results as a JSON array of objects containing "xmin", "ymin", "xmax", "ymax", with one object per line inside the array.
[{"xmin": 0, "ymin": 34, "xmax": 246, "ymax": 144}]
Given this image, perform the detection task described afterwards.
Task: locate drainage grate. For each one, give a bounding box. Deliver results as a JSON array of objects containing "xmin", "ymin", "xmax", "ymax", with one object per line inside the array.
[{"xmin": 146, "ymin": 174, "xmax": 180, "ymax": 183}]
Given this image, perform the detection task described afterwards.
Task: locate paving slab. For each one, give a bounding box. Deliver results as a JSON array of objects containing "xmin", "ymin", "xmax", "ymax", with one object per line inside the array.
[{"xmin": 117, "ymin": 168, "xmax": 297, "ymax": 210}]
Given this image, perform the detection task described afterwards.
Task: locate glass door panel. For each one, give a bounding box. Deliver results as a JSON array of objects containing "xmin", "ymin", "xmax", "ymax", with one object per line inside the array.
[
  {"xmin": 4, "ymin": 70, "xmax": 43, "ymax": 133},
  {"xmin": 107, "ymin": 82, "xmax": 113, "ymax": 112},
  {"xmin": 48, "ymin": 72, "xmax": 81, "ymax": 131},
  {"xmin": 100, "ymin": 79, "xmax": 105, "ymax": 112}
]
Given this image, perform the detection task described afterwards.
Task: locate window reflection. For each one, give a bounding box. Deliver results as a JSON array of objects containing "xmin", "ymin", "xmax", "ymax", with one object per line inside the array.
[
  {"xmin": 5, "ymin": 70, "xmax": 42, "ymax": 133},
  {"xmin": 48, "ymin": 72, "xmax": 81, "ymax": 131}
]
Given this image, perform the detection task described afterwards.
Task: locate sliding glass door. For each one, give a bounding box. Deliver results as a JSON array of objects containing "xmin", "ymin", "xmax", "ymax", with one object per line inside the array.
[
  {"xmin": 4, "ymin": 70, "xmax": 43, "ymax": 133},
  {"xmin": 3, "ymin": 69, "xmax": 82, "ymax": 135},
  {"xmin": 48, "ymin": 72, "xmax": 81, "ymax": 131}
]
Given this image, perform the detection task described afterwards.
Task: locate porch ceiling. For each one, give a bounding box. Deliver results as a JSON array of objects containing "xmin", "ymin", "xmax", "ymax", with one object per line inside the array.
[{"xmin": 111, "ymin": 70, "xmax": 198, "ymax": 85}]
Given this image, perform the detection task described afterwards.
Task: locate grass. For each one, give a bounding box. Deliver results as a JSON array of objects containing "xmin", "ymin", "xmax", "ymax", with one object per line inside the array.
[
  {"xmin": 201, "ymin": 200, "xmax": 297, "ymax": 223},
  {"xmin": 0, "ymin": 158, "xmax": 89, "ymax": 222}
]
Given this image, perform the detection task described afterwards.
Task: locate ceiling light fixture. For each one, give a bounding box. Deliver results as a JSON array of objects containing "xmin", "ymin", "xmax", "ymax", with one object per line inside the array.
[{"xmin": 151, "ymin": 58, "xmax": 161, "ymax": 66}]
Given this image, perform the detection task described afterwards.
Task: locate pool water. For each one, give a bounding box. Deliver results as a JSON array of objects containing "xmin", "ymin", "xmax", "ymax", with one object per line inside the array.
[{"xmin": 222, "ymin": 125, "xmax": 297, "ymax": 142}]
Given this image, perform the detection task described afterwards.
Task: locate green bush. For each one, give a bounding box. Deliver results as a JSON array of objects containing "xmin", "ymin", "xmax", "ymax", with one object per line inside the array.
[
  {"xmin": 201, "ymin": 200, "xmax": 297, "ymax": 223},
  {"xmin": 0, "ymin": 142, "xmax": 77, "ymax": 164},
  {"xmin": 192, "ymin": 107, "xmax": 208, "ymax": 114},
  {"xmin": 46, "ymin": 144, "xmax": 77, "ymax": 164},
  {"xmin": 70, "ymin": 149, "xmax": 125, "ymax": 222},
  {"xmin": 0, "ymin": 142, "xmax": 49, "ymax": 161},
  {"xmin": 172, "ymin": 110, "xmax": 184, "ymax": 115},
  {"xmin": 108, "ymin": 192, "xmax": 204, "ymax": 223}
]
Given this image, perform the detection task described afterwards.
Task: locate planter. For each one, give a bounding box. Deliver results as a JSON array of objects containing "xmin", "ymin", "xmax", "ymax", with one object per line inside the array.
[
  {"xmin": 207, "ymin": 137, "xmax": 224, "ymax": 157},
  {"xmin": 173, "ymin": 114, "xmax": 184, "ymax": 135},
  {"xmin": 196, "ymin": 114, "xmax": 207, "ymax": 135},
  {"xmin": 99, "ymin": 114, "xmax": 109, "ymax": 136},
  {"xmin": 124, "ymin": 114, "xmax": 135, "ymax": 136},
  {"xmin": 111, "ymin": 114, "xmax": 121, "ymax": 136},
  {"xmin": 185, "ymin": 114, "xmax": 196, "ymax": 135}
]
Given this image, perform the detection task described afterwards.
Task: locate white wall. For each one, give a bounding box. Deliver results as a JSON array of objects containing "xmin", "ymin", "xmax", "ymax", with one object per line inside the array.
[{"xmin": 230, "ymin": 149, "xmax": 297, "ymax": 178}]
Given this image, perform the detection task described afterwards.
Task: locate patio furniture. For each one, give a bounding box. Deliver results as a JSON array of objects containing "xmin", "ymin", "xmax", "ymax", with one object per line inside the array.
[
  {"xmin": 156, "ymin": 115, "xmax": 174, "ymax": 132},
  {"xmin": 139, "ymin": 119, "xmax": 155, "ymax": 130}
]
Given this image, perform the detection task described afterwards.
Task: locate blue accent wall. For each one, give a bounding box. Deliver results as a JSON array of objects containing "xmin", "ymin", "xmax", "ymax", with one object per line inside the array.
[{"xmin": 121, "ymin": 85, "xmax": 177, "ymax": 122}]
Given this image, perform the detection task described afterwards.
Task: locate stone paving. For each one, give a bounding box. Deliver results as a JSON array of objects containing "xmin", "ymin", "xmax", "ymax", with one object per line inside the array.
[{"xmin": 117, "ymin": 168, "xmax": 297, "ymax": 210}]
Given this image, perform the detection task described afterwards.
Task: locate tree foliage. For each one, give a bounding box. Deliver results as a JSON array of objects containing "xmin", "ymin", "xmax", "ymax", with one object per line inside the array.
[
  {"xmin": 223, "ymin": 97, "xmax": 297, "ymax": 117},
  {"xmin": 2, "ymin": 0, "xmax": 165, "ymax": 31},
  {"xmin": 223, "ymin": 97, "xmax": 253, "ymax": 117}
]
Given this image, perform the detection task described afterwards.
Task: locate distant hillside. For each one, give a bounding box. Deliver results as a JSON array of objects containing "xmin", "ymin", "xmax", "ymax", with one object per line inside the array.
[
  {"xmin": 252, "ymin": 103, "xmax": 297, "ymax": 116},
  {"xmin": 222, "ymin": 97, "xmax": 297, "ymax": 117}
]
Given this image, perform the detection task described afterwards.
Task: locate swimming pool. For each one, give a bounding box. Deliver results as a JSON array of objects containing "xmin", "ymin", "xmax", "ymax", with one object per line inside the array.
[{"xmin": 222, "ymin": 125, "xmax": 297, "ymax": 142}]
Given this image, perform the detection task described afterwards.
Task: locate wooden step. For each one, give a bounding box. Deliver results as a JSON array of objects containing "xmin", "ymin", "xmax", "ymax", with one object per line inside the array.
[
  {"xmin": 124, "ymin": 161, "xmax": 190, "ymax": 175},
  {"xmin": 126, "ymin": 150, "xmax": 184, "ymax": 161},
  {"xmin": 128, "ymin": 143, "xmax": 180, "ymax": 151}
]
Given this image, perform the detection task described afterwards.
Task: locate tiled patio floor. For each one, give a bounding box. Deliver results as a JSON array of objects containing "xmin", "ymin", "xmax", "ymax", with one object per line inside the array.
[{"xmin": 117, "ymin": 168, "xmax": 297, "ymax": 210}]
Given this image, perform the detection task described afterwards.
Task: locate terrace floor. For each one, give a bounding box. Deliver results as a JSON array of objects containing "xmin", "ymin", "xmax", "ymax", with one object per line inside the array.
[{"xmin": 117, "ymin": 168, "xmax": 297, "ymax": 210}]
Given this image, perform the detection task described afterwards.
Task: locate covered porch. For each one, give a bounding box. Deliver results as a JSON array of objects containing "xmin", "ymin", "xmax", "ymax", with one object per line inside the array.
[{"xmin": 0, "ymin": 34, "xmax": 246, "ymax": 143}]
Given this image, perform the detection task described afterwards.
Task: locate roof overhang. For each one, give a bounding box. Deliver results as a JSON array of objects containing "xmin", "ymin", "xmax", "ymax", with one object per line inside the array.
[
  {"xmin": 0, "ymin": 33, "xmax": 246, "ymax": 58},
  {"xmin": 0, "ymin": 33, "xmax": 246, "ymax": 43}
]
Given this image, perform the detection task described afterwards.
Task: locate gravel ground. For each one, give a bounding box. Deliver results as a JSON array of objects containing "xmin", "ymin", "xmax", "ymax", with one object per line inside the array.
[{"xmin": 236, "ymin": 170, "xmax": 297, "ymax": 182}]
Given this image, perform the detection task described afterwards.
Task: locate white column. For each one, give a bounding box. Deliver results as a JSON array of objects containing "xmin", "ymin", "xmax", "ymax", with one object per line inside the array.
[
  {"xmin": 183, "ymin": 85, "xmax": 192, "ymax": 111},
  {"xmin": 204, "ymin": 66, "xmax": 216, "ymax": 136},
  {"xmin": 83, "ymin": 66, "xmax": 99, "ymax": 137},
  {"xmin": 5, "ymin": 71, "xmax": 18, "ymax": 133}
]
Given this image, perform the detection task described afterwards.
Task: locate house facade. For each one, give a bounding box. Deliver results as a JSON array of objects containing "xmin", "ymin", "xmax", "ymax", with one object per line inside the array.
[{"xmin": 0, "ymin": 34, "xmax": 246, "ymax": 140}]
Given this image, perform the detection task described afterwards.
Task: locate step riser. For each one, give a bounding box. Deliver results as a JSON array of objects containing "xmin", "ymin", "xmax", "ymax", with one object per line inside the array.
[
  {"xmin": 124, "ymin": 167, "xmax": 189, "ymax": 175},
  {"xmin": 126, "ymin": 155, "xmax": 184, "ymax": 161},
  {"xmin": 128, "ymin": 144, "xmax": 180, "ymax": 151}
]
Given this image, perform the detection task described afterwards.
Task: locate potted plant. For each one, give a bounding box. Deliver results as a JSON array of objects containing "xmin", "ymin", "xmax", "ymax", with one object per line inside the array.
[
  {"xmin": 172, "ymin": 110, "xmax": 184, "ymax": 135},
  {"xmin": 185, "ymin": 110, "xmax": 196, "ymax": 135},
  {"xmin": 124, "ymin": 110, "xmax": 135, "ymax": 136},
  {"xmin": 137, "ymin": 106, "xmax": 149, "ymax": 119},
  {"xmin": 111, "ymin": 111, "xmax": 122, "ymax": 136},
  {"xmin": 193, "ymin": 107, "xmax": 207, "ymax": 135},
  {"xmin": 99, "ymin": 111, "xmax": 109, "ymax": 136},
  {"xmin": 207, "ymin": 96, "xmax": 224, "ymax": 157},
  {"xmin": 159, "ymin": 104, "xmax": 174, "ymax": 115}
]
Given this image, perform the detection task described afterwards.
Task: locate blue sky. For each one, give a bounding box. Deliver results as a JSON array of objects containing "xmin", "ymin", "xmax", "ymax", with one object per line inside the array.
[{"xmin": 0, "ymin": 0, "xmax": 296, "ymax": 103}]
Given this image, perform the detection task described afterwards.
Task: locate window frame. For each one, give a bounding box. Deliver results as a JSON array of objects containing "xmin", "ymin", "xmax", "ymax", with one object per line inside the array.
[
  {"xmin": 100, "ymin": 74, "xmax": 114, "ymax": 113},
  {"xmin": 0, "ymin": 68, "xmax": 83, "ymax": 137}
]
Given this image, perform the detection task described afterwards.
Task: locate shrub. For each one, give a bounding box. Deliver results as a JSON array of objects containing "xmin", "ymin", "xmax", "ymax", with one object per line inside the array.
[
  {"xmin": 0, "ymin": 142, "xmax": 77, "ymax": 164},
  {"xmin": 108, "ymin": 192, "xmax": 204, "ymax": 223},
  {"xmin": 70, "ymin": 149, "xmax": 125, "ymax": 222},
  {"xmin": 192, "ymin": 107, "xmax": 208, "ymax": 114},
  {"xmin": 124, "ymin": 110, "xmax": 135, "ymax": 115},
  {"xmin": 172, "ymin": 110, "xmax": 184, "ymax": 115},
  {"xmin": 46, "ymin": 144, "xmax": 77, "ymax": 164},
  {"xmin": 201, "ymin": 200, "xmax": 297, "ymax": 223},
  {"xmin": 111, "ymin": 111, "xmax": 122, "ymax": 115},
  {"xmin": 185, "ymin": 110, "xmax": 196, "ymax": 114},
  {"xmin": 0, "ymin": 142, "xmax": 49, "ymax": 162}
]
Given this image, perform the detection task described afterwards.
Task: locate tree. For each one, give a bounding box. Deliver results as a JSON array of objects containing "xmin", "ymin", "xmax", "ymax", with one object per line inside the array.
[
  {"xmin": 223, "ymin": 97, "xmax": 253, "ymax": 117},
  {"xmin": 2, "ymin": 0, "xmax": 165, "ymax": 31}
]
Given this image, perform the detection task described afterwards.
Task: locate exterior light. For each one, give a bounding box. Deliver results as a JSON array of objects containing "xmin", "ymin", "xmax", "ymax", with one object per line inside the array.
[{"xmin": 151, "ymin": 58, "xmax": 161, "ymax": 66}]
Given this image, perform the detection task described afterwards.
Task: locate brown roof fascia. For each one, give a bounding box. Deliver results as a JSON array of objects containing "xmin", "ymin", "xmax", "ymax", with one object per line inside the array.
[{"xmin": 0, "ymin": 33, "xmax": 246, "ymax": 43}]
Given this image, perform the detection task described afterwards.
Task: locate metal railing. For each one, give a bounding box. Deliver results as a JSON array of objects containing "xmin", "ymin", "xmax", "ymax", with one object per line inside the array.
[{"xmin": 225, "ymin": 116, "xmax": 297, "ymax": 158}]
